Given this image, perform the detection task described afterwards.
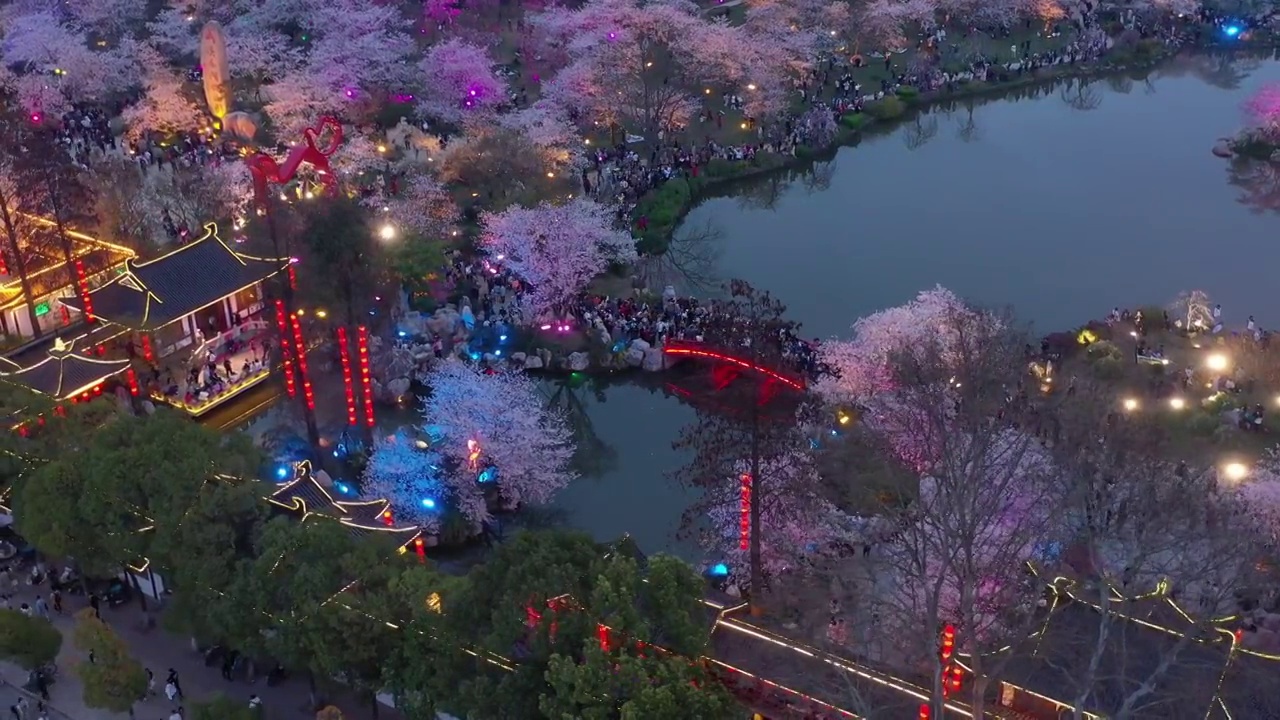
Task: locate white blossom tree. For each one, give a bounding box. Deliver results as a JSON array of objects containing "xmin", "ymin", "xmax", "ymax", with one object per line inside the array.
[
  {"xmin": 417, "ymin": 39, "xmax": 508, "ymax": 125},
  {"xmin": 363, "ymin": 434, "xmax": 448, "ymax": 533},
  {"xmin": 122, "ymin": 45, "xmax": 207, "ymax": 140},
  {"xmin": 480, "ymin": 197, "xmax": 635, "ymax": 320},
  {"xmin": 0, "ymin": 11, "xmax": 139, "ymax": 114},
  {"xmin": 364, "ymin": 170, "xmax": 459, "ymax": 243},
  {"xmin": 422, "ymin": 359, "xmax": 577, "ymax": 526}
]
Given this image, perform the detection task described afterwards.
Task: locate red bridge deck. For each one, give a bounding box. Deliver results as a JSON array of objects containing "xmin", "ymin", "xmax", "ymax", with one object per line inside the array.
[{"xmin": 662, "ymin": 339, "xmax": 807, "ymax": 392}]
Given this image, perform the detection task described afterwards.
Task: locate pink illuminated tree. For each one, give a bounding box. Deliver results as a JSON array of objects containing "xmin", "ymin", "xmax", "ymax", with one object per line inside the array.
[
  {"xmin": 146, "ymin": 9, "xmax": 199, "ymax": 61},
  {"xmin": 417, "ymin": 39, "xmax": 509, "ymax": 124},
  {"xmin": 423, "ymin": 0, "xmax": 463, "ymax": 27},
  {"xmin": 0, "ymin": 11, "xmax": 139, "ymax": 115},
  {"xmin": 480, "ymin": 197, "xmax": 636, "ymax": 320},
  {"xmin": 1244, "ymin": 82, "xmax": 1280, "ymax": 139},
  {"xmin": 364, "ymin": 171, "xmax": 460, "ymax": 243},
  {"xmin": 363, "ymin": 434, "xmax": 448, "ymax": 534},
  {"xmin": 422, "ymin": 359, "xmax": 577, "ymax": 527},
  {"xmin": 122, "ymin": 45, "xmax": 207, "ymax": 141}
]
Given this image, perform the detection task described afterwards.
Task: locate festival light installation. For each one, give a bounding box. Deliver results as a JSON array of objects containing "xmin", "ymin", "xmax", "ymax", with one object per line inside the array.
[
  {"xmin": 274, "ymin": 300, "xmax": 296, "ymax": 397},
  {"xmin": 939, "ymin": 623, "xmax": 963, "ymax": 697},
  {"xmin": 467, "ymin": 439, "xmax": 481, "ymax": 471},
  {"xmin": 596, "ymin": 623, "xmax": 610, "ymax": 652},
  {"xmin": 337, "ymin": 326, "xmax": 357, "ymax": 426},
  {"xmin": 358, "ymin": 325, "xmax": 375, "ymax": 428},
  {"xmin": 288, "ymin": 264, "xmax": 298, "ymax": 291},
  {"xmin": 414, "ymin": 537, "xmax": 426, "ymax": 564},
  {"xmin": 141, "ymin": 333, "xmax": 154, "ymax": 362},
  {"xmin": 74, "ymin": 259, "xmax": 94, "ymax": 323},
  {"xmin": 289, "ymin": 312, "xmax": 314, "ymax": 411},
  {"xmin": 382, "ymin": 509, "xmax": 394, "ymax": 527},
  {"xmin": 739, "ymin": 473, "xmax": 752, "ymax": 551},
  {"xmin": 126, "ymin": 368, "xmax": 139, "ymax": 396},
  {"xmin": 245, "ymin": 117, "xmax": 344, "ymax": 203}
]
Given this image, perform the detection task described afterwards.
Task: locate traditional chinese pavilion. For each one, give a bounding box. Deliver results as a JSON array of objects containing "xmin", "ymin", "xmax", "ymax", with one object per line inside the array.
[
  {"xmin": 0, "ymin": 217, "xmax": 134, "ymax": 339},
  {"xmin": 0, "ymin": 335, "xmax": 133, "ymax": 403},
  {"xmin": 60, "ymin": 223, "xmax": 290, "ymax": 417}
]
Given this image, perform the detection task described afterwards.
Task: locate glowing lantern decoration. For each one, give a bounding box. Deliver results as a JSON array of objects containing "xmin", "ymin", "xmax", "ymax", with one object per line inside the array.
[
  {"xmin": 337, "ymin": 326, "xmax": 357, "ymax": 426},
  {"xmin": 288, "ymin": 264, "xmax": 297, "ymax": 291},
  {"xmin": 414, "ymin": 537, "xmax": 426, "ymax": 563},
  {"xmin": 426, "ymin": 592, "xmax": 442, "ymax": 613},
  {"xmin": 0, "ymin": 250, "xmax": 8, "ymax": 276},
  {"xmin": 381, "ymin": 509, "xmax": 393, "ymax": 526},
  {"xmin": 739, "ymin": 473, "xmax": 752, "ymax": 551},
  {"xmin": 74, "ymin": 259, "xmax": 94, "ymax": 323},
  {"xmin": 141, "ymin": 333, "xmax": 154, "ymax": 362},
  {"xmin": 918, "ymin": 705, "xmax": 930, "ymax": 720},
  {"xmin": 274, "ymin": 300, "xmax": 296, "ymax": 397},
  {"xmin": 596, "ymin": 623, "xmax": 610, "ymax": 652},
  {"xmin": 289, "ymin": 312, "xmax": 314, "ymax": 410},
  {"xmin": 126, "ymin": 368, "xmax": 139, "ymax": 396},
  {"xmin": 358, "ymin": 325, "xmax": 375, "ymax": 427},
  {"xmin": 940, "ymin": 623, "xmax": 955, "ymax": 662}
]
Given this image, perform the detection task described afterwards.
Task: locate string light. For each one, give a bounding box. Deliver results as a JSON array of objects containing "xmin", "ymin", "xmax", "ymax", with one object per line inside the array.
[
  {"xmin": 358, "ymin": 325, "xmax": 375, "ymax": 427},
  {"xmin": 274, "ymin": 300, "xmax": 296, "ymax": 397},
  {"xmin": 289, "ymin": 312, "xmax": 314, "ymax": 410},
  {"xmin": 663, "ymin": 341, "xmax": 805, "ymax": 391},
  {"xmin": 337, "ymin": 326, "xmax": 357, "ymax": 426}
]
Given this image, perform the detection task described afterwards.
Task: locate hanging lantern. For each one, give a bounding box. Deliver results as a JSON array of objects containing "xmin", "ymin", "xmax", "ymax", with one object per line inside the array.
[
  {"xmin": 414, "ymin": 537, "xmax": 426, "ymax": 563},
  {"xmin": 274, "ymin": 300, "xmax": 295, "ymax": 397},
  {"xmin": 289, "ymin": 312, "xmax": 313, "ymax": 410},
  {"xmin": 74, "ymin": 259, "xmax": 94, "ymax": 323},
  {"xmin": 739, "ymin": 473, "xmax": 752, "ymax": 551},
  {"xmin": 337, "ymin": 326, "xmax": 357, "ymax": 426},
  {"xmin": 358, "ymin": 325, "xmax": 375, "ymax": 427},
  {"xmin": 126, "ymin": 368, "xmax": 139, "ymax": 396}
]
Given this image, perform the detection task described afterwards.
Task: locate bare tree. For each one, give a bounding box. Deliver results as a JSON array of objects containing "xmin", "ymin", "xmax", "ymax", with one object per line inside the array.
[
  {"xmin": 1061, "ymin": 79, "xmax": 1102, "ymax": 111},
  {"xmin": 902, "ymin": 113, "xmax": 939, "ymax": 151},
  {"xmin": 0, "ymin": 110, "xmax": 46, "ymax": 337}
]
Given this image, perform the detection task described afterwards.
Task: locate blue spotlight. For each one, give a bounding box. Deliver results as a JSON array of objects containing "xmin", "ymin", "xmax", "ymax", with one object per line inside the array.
[
  {"xmin": 275, "ymin": 465, "xmax": 290, "ymax": 480},
  {"xmin": 709, "ymin": 563, "xmax": 730, "ymax": 578},
  {"xmin": 420, "ymin": 498, "xmax": 437, "ymax": 509},
  {"xmin": 1224, "ymin": 24, "xmax": 1242, "ymax": 37},
  {"xmin": 336, "ymin": 482, "xmax": 351, "ymax": 495}
]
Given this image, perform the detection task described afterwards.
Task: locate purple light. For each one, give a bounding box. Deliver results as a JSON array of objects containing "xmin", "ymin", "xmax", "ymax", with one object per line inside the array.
[
  {"xmin": 344, "ymin": 88, "xmax": 356, "ymax": 99},
  {"xmin": 607, "ymin": 31, "xmax": 617, "ymax": 40},
  {"xmin": 469, "ymin": 89, "xmax": 478, "ymax": 97}
]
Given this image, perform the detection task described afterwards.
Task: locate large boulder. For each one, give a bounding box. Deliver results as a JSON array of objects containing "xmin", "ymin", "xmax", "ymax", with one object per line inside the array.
[
  {"xmin": 624, "ymin": 346, "xmax": 645, "ymax": 367},
  {"xmin": 629, "ymin": 338, "xmax": 651, "ymax": 353},
  {"xmin": 523, "ymin": 355, "xmax": 544, "ymax": 370},
  {"xmin": 642, "ymin": 347, "xmax": 665, "ymax": 371},
  {"xmin": 510, "ymin": 352, "xmax": 527, "ymax": 365},
  {"xmin": 567, "ymin": 352, "xmax": 590, "ymax": 372},
  {"xmin": 386, "ymin": 378, "xmax": 412, "ymax": 403},
  {"xmin": 426, "ymin": 307, "xmax": 460, "ymax": 336}
]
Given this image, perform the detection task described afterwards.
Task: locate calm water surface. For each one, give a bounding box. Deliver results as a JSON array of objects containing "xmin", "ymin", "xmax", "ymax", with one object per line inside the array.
[{"xmin": 561, "ymin": 55, "xmax": 1280, "ymax": 556}]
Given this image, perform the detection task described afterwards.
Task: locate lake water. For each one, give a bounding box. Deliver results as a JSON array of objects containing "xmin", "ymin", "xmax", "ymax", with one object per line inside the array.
[{"xmin": 549, "ymin": 53, "xmax": 1280, "ymax": 558}]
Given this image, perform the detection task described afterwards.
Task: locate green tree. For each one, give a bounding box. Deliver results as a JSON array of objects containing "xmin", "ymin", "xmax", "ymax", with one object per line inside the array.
[
  {"xmin": 0, "ymin": 609, "xmax": 62, "ymax": 669},
  {"xmin": 188, "ymin": 694, "xmax": 257, "ymax": 720},
  {"xmin": 71, "ymin": 609, "xmax": 147, "ymax": 719}
]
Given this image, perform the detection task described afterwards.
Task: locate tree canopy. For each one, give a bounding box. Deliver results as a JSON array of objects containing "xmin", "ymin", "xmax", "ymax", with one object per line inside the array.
[{"xmin": 0, "ymin": 609, "xmax": 62, "ymax": 669}]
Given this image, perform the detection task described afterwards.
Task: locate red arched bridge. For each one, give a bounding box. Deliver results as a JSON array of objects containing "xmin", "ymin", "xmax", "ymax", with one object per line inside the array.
[{"xmin": 662, "ymin": 339, "xmax": 807, "ymax": 392}]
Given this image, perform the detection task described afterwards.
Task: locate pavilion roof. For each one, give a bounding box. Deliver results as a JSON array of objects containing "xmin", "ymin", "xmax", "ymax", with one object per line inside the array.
[
  {"xmin": 0, "ymin": 216, "xmax": 135, "ymax": 311},
  {"xmin": 60, "ymin": 223, "xmax": 287, "ymax": 331},
  {"xmin": 0, "ymin": 335, "xmax": 130, "ymax": 400}
]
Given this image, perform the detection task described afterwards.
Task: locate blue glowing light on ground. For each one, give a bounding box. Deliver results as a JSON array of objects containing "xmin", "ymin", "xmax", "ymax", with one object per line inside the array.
[
  {"xmin": 420, "ymin": 497, "xmax": 437, "ymax": 509},
  {"xmin": 709, "ymin": 563, "xmax": 730, "ymax": 577},
  {"xmin": 275, "ymin": 465, "xmax": 290, "ymax": 480},
  {"xmin": 1224, "ymin": 25, "xmax": 1242, "ymax": 37}
]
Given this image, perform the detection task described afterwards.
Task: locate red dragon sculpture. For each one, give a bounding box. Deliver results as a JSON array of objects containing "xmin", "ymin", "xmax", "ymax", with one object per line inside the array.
[{"xmin": 246, "ymin": 116, "xmax": 344, "ymax": 204}]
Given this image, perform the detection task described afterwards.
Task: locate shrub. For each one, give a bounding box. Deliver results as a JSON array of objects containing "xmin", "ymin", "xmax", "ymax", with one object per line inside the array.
[
  {"xmin": 866, "ymin": 96, "xmax": 906, "ymax": 120},
  {"xmin": 704, "ymin": 158, "xmax": 739, "ymax": 178},
  {"xmin": 840, "ymin": 113, "xmax": 870, "ymax": 130},
  {"xmin": 896, "ymin": 86, "xmax": 920, "ymax": 101},
  {"xmin": 0, "ymin": 609, "xmax": 62, "ymax": 669}
]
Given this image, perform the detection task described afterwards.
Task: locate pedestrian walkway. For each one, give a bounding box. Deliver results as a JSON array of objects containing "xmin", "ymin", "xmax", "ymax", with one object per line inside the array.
[{"xmin": 1, "ymin": 581, "xmax": 400, "ymax": 720}]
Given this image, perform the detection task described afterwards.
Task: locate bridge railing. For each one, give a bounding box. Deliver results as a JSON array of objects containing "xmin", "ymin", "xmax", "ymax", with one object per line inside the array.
[{"xmin": 661, "ymin": 339, "xmax": 807, "ymax": 391}]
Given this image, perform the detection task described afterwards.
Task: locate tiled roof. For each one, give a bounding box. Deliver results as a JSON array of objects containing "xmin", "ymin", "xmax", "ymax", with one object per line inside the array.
[
  {"xmin": 61, "ymin": 224, "xmax": 287, "ymax": 330},
  {"xmin": 0, "ymin": 337, "xmax": 130, "ymax": 398}
]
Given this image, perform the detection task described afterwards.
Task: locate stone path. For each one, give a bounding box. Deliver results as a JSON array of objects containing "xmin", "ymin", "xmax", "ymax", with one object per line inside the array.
[{"xmin": 0, "ymin": 581, "xmax": 403, "ymax": 720}]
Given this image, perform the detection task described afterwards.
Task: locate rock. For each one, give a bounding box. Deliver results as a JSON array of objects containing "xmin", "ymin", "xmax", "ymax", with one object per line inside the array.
[
  {"xmin": 629, "ymin": 338, "xmax": 651, "ymax": 353},
  {"xmin": 510, "ymin": 352, "xmax": 527, "ymax": 365},
  {"xmin": 642, "ymin": 347, "xmax": 665, "ymax": 371},
  {"xmin": 1212, "ymin": 139, "xmax": 1234, "ymax": 158},
  {"xmin": 538, "ymin": 348, "xmax": 553, "ymax": 366},
  {"xmin": 523, "ymin": 355, "xmax": 544, "ymax": 370},
  {"xmin": 422, "ymin": 534, "xmax": 439, "ymax": 548},
  {"xmin": 624, "ymin": 347, "xmax": 645, "ymax": 367},
  {"xmin": 387, "ymin": 378, "xmax": 412, "ymax": 402},
  {"xmin": 567, "ymin": 352, "xmax": 590, "ymax": 371}
]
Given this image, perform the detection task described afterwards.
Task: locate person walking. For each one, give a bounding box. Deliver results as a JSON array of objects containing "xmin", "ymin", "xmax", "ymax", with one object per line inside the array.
[
  {"xmin": 88, "ymin": 593, "xmax": 100, "ymax": 619},
  {"xmin": 146, "ymin": 667, "xmax": 156, "ymax": 696},
  {"xmin": 50, "ymin": 590, "xmax": 61, "ymax": 615},
  {"xmin": 164, "ymin": 680, "xmax": 178, "ymax": 702},
  {"xmin": 32, "ymin": 595, "xmax": 47, "ymax": 619}
]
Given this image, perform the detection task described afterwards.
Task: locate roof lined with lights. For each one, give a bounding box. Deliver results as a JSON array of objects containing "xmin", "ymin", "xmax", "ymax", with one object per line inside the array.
[
  {"xmin": 0, "ymin": 214, "xmax": 135, "ymax": 311},
  {"xmin": 60, "ymin": 223, "xmax": 288, "ymax": 330},
  {"xmin": 0, "ymin": 335, "xmax": 130, "ymax": 399}
]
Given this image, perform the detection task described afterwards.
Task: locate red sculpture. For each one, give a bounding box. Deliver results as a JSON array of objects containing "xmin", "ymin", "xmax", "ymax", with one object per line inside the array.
[{"xmin": 246, "ymin": 116, "xmax": 344, "ymax": 204}]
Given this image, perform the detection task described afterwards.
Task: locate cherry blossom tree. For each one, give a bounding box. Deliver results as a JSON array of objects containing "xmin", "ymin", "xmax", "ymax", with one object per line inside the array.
[
  {"xmin": 364, "ymin": 170, "xmax": 459, "ymax": 244},
  {"xmin": 480, "ymin": 197, "xmax": 636, "ymax": 320},
  {"xmin": 146, "ymin": 9, "xmax": 200, "ymax": 61},
  {"xmin": 422, "ymin": 0, "xmax": 462, "ymax": 27},
  {"xmin": 422, "ymin": 359, "xmax": 577, "ymax": 527},
  {"xmin": 436, "ymin": 125, "xmax": 575, "ymax": 209},
  {"xmin": 66, "ymin": 0, "xmax": 150, "ymax": 42},
  {"xmin": 417, "ymin": 39, "xmax": 509, "ymax": 124},
  {"xmin": 363, "ymin": 434, "xmax": 448, "ymax": 533},
  {"xmin": 496, "ymin": 102, "xmax": 583, "ymax": 169},
  {"xmin": 122, "ymin": 45, "xmax": 207, "ymax": 141},
  {"xmin": 0, "ymin": 11, "xmax": 139, "ymax": 115},
  {"xmin": 1243, "ymin": 83, "xmax": 1280, "ymax": 139}
]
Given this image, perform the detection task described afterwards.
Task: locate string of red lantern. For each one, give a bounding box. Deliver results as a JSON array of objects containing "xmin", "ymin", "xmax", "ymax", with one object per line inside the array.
[
  {"xmin": 141, "ymin": 333, "xmax": 154, "ymax": 362},
  {"xmin": 381, "ymin": 509, "xmax": 393, "ymax": 527},
  {"xmin": 289, "ymin": 312, "xmax": 314, "ymax": 411},
  {"xmin": 0, "ymin": 249, "xmax": 9, "ymax": 276},
  {"xmin": 414, "ymin": 537, "xmax": 426, "ymax": 564},
  {"xmin": 336, "ymin": 326, "xmax": 357, "ymax": 426},
  {"xmin": 273, "ymin": 301, "xmax": 296, "ymax": 397},
  {"xmin": 357, "ymin": 325, "xmax": 375, "ymax": 428},
  {"xmin": 288, "ymin": 264, "xmax": 297, "ymax": 291},
  {"xmin": 739, "ymin": 473, "xmax": 752, "ymax": 551},
  {"xmin": 126, "ymin": 368, "xmax": 139, "ymax": 396},
  {"xmin": 74, "ymin": 260, "xmax": 94, "ymax": 323},
  {"xmin": 596, "ymin": 624, "xmax": 610, "ymax": 652}
]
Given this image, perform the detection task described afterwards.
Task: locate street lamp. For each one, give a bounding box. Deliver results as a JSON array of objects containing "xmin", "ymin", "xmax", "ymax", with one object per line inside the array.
[
  {"xmin": 378, "ymin": 223, "xmax": 396, "ymax": 241},
  {"xmin": 1169, "ymin": 397, "xmax": 1186, "ymax": 410},
  {"xmin": 1122, "ymin": 398, "xmax": 1139, "ymax": 412},
  {"xmin": 1222, "ymin": 462, "xmax": 1249, "ymax": 482},
  {"xmin": 1205, "ymin": 353, "xmax": 1229, "ymax": 373}
]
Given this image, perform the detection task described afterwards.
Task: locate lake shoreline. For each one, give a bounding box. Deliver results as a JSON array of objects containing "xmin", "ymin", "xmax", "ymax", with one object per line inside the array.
[{"xmin": 632, "ymin": 35, "xmax": 1277, "ymax": 255}]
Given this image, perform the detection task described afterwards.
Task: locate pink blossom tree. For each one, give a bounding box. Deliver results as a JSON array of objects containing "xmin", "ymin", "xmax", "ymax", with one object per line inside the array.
[
  {"xmin": 480, "ymin": 197, "xmax": 637, "ymax": 320},
  {"xmin": 364, "ymin": 170, "xmax": 460, "ymax": 243},
  {"xmin": 122, "ymin": 45, "xmax": 207, "ymax": 141},
  {"xmin": 146, "ymin": 9, "xmax": 199, "ymax": 61},
  {"xmin": 363, "ymin": 434, "xmax": 448, "ymax": 533},
  {"xmin": 422, "ymin": 0, "xmax": 463, "ymax": 28},
  {"xmin": 417, "ymin": 39, "xmax": 509, "ymax": 124},
  {"xmin": 1244, "ymin": 83, "xmax": 1280, "ymax": 139},
  {"xmin": 0, "ymin": 11, "xmax": 139, "ymax": 115},
  {"xmin": 67, "ymin": 0, "xmax": 150, "ymax": 41},
  {"xmin": 422, "ymin": 359, "xmax": 577, "ymax": 527}
]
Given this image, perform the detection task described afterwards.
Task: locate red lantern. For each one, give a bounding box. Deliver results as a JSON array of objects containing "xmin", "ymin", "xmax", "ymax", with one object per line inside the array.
[
  {"xmin": 414, "ymin": 537, "xmax": 425, "ymax": 564},
  {"xmin": 288, "ymin": 264, "xmax": 297, "ymax": 291},
  {"xmin": 274, "ymin": 300, "xmax": 295, "ymax": 397},
  {"xmin": 381, "ymin": 509, "xmax": 393, "ymax": 527},
  {"xmin": 141, "ymin": 333, "xmax": 154, "ymax": 362},
  {"xmin": 126, "ymin": 368, "xmax": 139, "ymax": 396},
  {"xmin": 918, "ymin": 704, "xmax": 930, "ymax": 720},
  {"xmin": 739, "ymin": 473, "xmax": 752, "ymax": 551},
  {"xmin": 337, "ymin": 327, "xmax": 357, "ymax": 426},
  {"xmin": 357, "ymin": 325, "xmax": 374, "ymax": 428},
  {"xmin": 289, "ymin": 312, "xmax": 314, "ymax": 411},
  {"xmin": 596, "ymin": 624, "xmax": 610, "ymax": 652},
  {"xmin": 74, "ymin": 259, "xmax": 94, "ymax": 323}
]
